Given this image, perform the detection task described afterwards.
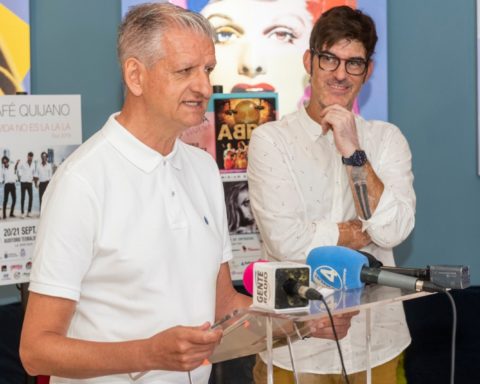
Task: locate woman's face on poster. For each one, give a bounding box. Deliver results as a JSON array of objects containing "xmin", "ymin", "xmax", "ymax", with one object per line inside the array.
[
  {"xmin": 237, "ymin": 188, "xmax": 253, "ymax": 224},
  {"xmin": 201, "ymin": 0, "xmax": 312, "ymax": 116}
]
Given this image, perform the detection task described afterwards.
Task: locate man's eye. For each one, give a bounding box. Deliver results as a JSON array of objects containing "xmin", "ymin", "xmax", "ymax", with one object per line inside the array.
[
  {"xmin": 348, "ymin": 60, "xmax": 364, "ymax": 68},
  {"xmin": 323, "ymin": 55, "xmax": 337, "ymax": 63},
  {"xmin": 215, "ymin": 26, "xmax": 241, "ymax": 44},
  {"xmin": 178, "ymin": 67, "xmax": 193, "ymax": 74}
]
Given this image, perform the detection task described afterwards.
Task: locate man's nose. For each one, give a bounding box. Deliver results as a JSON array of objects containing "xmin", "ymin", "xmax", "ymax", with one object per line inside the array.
[
  {"xmin": 193, "ymin": 70, "xmax": 213, "ymax": 99},
  {"xmin": 332, "ymin": 61, "xmax": 348, "ymax": 80}
]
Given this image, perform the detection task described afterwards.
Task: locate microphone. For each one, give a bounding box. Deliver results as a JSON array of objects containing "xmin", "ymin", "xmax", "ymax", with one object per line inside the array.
[
  {"xmin": 379, "ymin": 264, "xmax": 470, "ymax": 290},
  {"xmin": 242, "ymin": 260, "xmax": 322, "ymax": 312},
  {"xmin": 359, "ymin": 251, "xmax": 470, "ymax": 290},
  {"xmin": 307, "ymin": 246, "xmax": 446, "ymax": 293}
]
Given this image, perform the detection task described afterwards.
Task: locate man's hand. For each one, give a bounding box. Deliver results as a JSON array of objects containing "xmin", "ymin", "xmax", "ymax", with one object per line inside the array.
[
  {"xmin": 338, "ymin": 219, "xmax": 371, "ymax": 249},
  {"xmin": 320, "ymin": 104, "xmax": 360, "ymax": 157},
  {"xmin": 308, "ymin": 311, "xmax": 359, "ymax": 340},
  {"xmin": 146, "ymin": 322, "xmax": 222, "ymax": 372}
]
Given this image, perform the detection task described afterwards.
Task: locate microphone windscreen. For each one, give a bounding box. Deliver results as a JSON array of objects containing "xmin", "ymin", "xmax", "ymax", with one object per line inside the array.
[
  {"xmin": 306, "ymin": 246, "xmax": 368, "ymax": 290},
  {"xmin": 242, "ymin": 259, "xmax": 268, "ymax": 294}
]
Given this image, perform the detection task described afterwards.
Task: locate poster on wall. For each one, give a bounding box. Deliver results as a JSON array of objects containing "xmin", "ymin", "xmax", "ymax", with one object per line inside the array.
[
  {"xmin": 121, "ymin": 0, "xmax": 387, "ymax": 121},
  {"xmin": 0, "ymin": 95, "xmax": 82, "ymax": 286},
  {"xmin": 0, "ymin": 0, "xmax": 30, "ymax": 94},
  {"xmin": 181, "ymin": 92, "xmax": 277, "ymax": 280}
]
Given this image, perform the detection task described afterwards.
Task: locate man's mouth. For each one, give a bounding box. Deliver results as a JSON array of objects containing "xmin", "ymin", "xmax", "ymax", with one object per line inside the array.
[
  {"xmin": 183, "ymin": 100, "xmax": 204, "ymax": 108},
  {"xmin": 327, "ymin": 81, "xmax": 350, "ymax": 93},
  {"xmin": 231, "ymin": 83, "xmax": 275, "ymax": 92}
]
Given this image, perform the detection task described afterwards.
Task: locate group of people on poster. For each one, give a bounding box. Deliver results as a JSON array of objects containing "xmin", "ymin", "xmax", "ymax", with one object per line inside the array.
[
  {"xmin": 222, "ymin": 141, "xmax": 248, "ymax": 170},
  {"xmin": 1, "ymin": 151, "xmax": 52, "ymax": 219}
]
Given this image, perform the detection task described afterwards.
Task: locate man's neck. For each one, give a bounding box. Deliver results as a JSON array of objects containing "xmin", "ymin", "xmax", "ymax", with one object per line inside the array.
[{"xmin": 116, "ymin": 104, "xmax": 178, "ymax": 156}]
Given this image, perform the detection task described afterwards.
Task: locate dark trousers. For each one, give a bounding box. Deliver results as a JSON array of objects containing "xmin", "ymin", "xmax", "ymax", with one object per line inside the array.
[
  {"xmin": 39, "ymin": 181, "xmax": 49, "ymax": 211},
  {"xmin": 20, "ymin": 182, "xmax": 33, "ymax": 214},
  {"xmin": 3, "ymin": 183, "xmax": 16, "ymax": 218}
]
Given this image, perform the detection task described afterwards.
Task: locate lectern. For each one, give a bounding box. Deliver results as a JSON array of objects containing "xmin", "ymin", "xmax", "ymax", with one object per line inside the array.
[{"xmin": 209, "ymin": 285, "xmax": 432, "ymax": 384}]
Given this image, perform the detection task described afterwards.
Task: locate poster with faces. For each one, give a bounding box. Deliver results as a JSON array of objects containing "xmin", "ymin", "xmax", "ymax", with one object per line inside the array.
[
  {"xmin": 0, "ymin": 95, "xmax": 82, "ymax": 286},
  {"xmin": 121, "ymin": 0, "xmax": 387, "ymax": 120}
]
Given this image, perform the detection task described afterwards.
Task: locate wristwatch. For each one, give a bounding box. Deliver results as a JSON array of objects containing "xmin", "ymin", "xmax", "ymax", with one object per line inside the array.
[{"xmin": 341, "ymin": 150, "xmax": 367, "ymax": 166}]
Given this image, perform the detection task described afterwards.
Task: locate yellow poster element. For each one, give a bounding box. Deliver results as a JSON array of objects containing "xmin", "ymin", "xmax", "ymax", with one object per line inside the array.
[{"xmin": 0, "ymin": 4, "xmax": 30, "ymax": 95}]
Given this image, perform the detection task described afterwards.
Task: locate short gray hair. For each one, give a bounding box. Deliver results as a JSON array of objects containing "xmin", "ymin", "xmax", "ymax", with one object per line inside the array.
[{"xmin": 117, "ymin": 2, "xmax": 215, "ymax": 68}]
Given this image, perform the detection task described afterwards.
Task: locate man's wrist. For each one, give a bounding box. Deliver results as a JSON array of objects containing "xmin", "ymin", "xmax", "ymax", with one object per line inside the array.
[{"xmin": 342, "ymin": 150, "xmax": 367, "ymax": 167}]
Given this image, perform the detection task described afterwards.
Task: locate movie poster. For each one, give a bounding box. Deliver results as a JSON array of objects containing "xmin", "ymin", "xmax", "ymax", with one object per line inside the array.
[
  {"xmin": 0, "ymin": 95, "xmax": 82, "ymax": 286},
  {"xmin": 0, "ymin": 0, "xmax": 30, "ymax": 94}
]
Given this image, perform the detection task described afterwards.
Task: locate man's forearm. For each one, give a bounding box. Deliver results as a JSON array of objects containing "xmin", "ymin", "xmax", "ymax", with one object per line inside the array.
[{"xmin": 348, "ymin": 161, "xmax": 384, "ymax": 220}]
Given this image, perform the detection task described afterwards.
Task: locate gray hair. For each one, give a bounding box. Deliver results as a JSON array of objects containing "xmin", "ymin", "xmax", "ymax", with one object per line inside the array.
[{"xmin": 117, "ymin": 2, "xmax": 215, "ymax": 68}]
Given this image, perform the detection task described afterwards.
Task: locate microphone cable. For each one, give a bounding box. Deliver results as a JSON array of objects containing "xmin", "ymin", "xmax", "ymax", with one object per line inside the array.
[
  {"xmin": 319, "ymin": 295, "xmax": 351, "ymax": 384},
  {"xmin": 444, "ymin": 290, "xmax": 457, "ymax": 384}
]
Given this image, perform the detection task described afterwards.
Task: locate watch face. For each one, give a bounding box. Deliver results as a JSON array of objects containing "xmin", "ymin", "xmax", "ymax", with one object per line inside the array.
[
  {"xmin": 343, "ymin": 150, "xmax": 367, "ymax": 166},
  {"xmin": 353, "ymin": 150, "xmax": 367, "ymax": 166}
]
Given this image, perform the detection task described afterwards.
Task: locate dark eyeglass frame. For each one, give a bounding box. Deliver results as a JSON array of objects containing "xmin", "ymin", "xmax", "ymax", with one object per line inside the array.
[{"xmin": 311, "ymin": 49, "xmax": 369, "ymax": 76}]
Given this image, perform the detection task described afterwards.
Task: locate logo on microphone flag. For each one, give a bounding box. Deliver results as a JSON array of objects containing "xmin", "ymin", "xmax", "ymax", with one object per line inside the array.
[{"xmin": 312, "ymin": 265, "xmax": 344, "ymax": 290}]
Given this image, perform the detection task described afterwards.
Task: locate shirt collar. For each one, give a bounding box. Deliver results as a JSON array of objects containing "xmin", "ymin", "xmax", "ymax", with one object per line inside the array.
[{"xmin": 103, "ymin": 113, "xmax": 183, "ymax": 173}]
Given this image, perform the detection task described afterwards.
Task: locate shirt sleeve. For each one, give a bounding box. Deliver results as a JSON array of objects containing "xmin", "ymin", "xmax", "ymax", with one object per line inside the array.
[
  {"xmin": 361, "ymin": 125, "xmax": 416, "ymax": 248},
  {"xmin": 28, "ymin": 169, "xmax": 99, "ymax": 301},
  {"xmin": 248, "ymin": 129, "xmax": 339, "ymax": 262}
]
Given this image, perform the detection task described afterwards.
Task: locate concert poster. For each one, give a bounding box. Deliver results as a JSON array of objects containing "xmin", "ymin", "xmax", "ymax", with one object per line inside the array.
[{"xmin": 213, "ymin": 93, "xmax": 277, "ymax": 174}]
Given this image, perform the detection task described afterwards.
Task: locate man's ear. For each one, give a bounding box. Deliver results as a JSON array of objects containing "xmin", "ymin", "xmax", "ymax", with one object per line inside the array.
[
  {"xmin": 123, "ymin": 57, "xmax": 145, "ymax": 96},
  {"xmin": 303, "ymin": 49, "xmax": 312, "ymax": 76},
  {"xmin": 363, "ymin": 60, "xmax": 374, "ymax": 84}
]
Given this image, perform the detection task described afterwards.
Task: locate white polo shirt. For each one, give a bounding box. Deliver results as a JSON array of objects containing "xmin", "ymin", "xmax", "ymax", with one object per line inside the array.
[{"xmin": 29, "ymin": 114, "xmax": 233, "ymax": 384}]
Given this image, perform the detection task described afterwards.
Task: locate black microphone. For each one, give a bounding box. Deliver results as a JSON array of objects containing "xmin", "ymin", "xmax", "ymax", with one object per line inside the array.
[{"xmin": 359, "ymin": 251, "xmax": 470, "ymax": 290}]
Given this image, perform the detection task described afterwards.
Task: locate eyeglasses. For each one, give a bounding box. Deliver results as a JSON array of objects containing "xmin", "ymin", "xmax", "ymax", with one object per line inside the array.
[{"xmin": 311, "ymin": 50, "xmax": 369, "ymax": 76}]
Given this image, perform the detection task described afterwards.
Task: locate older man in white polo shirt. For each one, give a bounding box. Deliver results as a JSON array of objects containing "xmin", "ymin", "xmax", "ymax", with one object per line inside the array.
[{"xmin": 20, "ymin": 4, "xmax": 251, "ymax": 384}]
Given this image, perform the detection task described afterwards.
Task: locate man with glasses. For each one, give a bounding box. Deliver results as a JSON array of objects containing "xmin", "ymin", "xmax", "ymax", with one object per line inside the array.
[{"xmin": 248, "ymin": 6, "xmax": 416, "ymax": 383}]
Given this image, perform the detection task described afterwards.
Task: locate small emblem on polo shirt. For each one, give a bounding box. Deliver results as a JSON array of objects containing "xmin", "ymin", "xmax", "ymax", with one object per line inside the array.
[{"xmin": 204, "ymin": 216, "xmax": 209, "ymax": 225}]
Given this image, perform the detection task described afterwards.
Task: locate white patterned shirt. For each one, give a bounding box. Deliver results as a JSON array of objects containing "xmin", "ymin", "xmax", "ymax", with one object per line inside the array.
[{"xmin": 247, "ymin": 105, "xmax": 416, "ymax": 374}]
